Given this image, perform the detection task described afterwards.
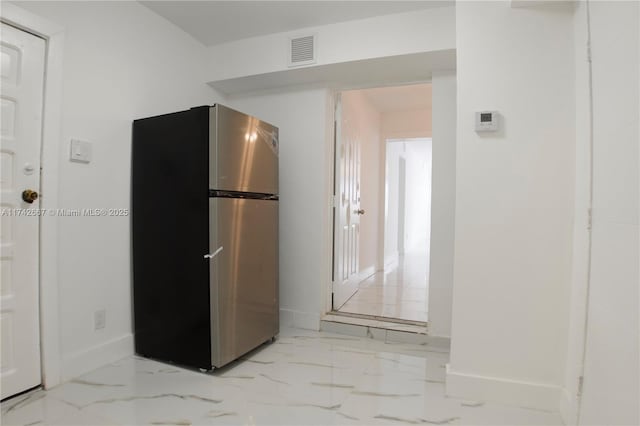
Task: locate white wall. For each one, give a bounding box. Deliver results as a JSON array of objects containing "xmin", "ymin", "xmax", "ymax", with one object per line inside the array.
[
  {"xmin": 384, "ymin": 141, "xmax": 403, "ymax": 263},
  {"xmin": 400, "ymin": 139, "xmax": 432, "ymax": 253},
  {"xmin": 381, "ymin": 109, "xmax": 432, "ymax": 140},
  {"xmin": 384, "ymin": 138, "xmax": 433, "ymax": 259},
  {"xmin": 205, "ymin": 7, "xmax": 455, "ymax": 83},
  {"xmin": 228, "ymin": 88, "xmax": 332, "ymax": 330},
  {"xmin": 448, "ymin": 2, "xmax": 576, "ymax": 411},
  {"xmin": 428, "ymin": 70, "xmax": 456, "ymax": 338},
  {"xmin": 340, "ymin": 91, "xmax": 382, "ymax": 273},
  {"xmin": 577, "ymin": 2, "xmax": 639, "ymax": 424},
  {"xmin": 11, "ymin": 1, "xmax": 222, "ymax": 380}
]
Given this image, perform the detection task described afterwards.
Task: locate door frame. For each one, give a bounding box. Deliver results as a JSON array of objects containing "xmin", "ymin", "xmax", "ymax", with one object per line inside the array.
[
  {"xmin": 325, "ymin": 83, "xmax": 433, "ymax": 316},
  {"xmin": 1, "ymin": 3, "xmax": 64, "ymax": 389}
]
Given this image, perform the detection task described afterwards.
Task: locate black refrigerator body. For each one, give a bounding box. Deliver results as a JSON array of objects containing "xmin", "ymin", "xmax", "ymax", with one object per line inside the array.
[{"xmin": 132, "ymin": 104, "xmax": 279, "ymax": 370}]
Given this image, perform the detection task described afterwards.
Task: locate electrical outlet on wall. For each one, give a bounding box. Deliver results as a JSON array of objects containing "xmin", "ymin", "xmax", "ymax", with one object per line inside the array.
[{"xmin": 94, "ymin": 309, "xmax": 106, "ymax": 330}]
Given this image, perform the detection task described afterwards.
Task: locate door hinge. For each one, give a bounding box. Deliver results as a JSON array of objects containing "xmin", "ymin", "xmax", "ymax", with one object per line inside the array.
[
  {"xmin": 577, "ymin": 375, "xmax": 584, "ymax": 397},
  {"xmin": 587, "ymin": 208, "xmax": 592, "ymax": 230}
]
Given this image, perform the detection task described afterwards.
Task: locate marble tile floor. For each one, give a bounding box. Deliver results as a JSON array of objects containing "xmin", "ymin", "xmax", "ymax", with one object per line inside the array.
[
  {"xmin": 339, "ymin": 251, "xmax": 430, "ymax": 323},
  {"xmin": 2, "ymin": 327, "xmax": 562, "ymax": 426}
]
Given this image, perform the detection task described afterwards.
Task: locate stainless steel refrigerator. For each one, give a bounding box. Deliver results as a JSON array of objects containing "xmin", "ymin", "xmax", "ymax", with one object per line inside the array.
[{"xmin": 132, "ymin": 104, "xmax": 279, "ymax": 370}]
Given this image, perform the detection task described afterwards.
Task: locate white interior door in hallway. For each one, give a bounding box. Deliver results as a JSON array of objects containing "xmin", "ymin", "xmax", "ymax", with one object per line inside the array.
[
  {"xmin": 333, "ymin": 95, "xmax": 364, "ymax": 309},
  {"xmin": 0, "ymin": 22, "xmax": 45, "ymax": 400}
]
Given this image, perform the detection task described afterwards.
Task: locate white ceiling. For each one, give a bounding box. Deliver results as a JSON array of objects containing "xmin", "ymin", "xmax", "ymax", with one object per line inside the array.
[
  {"xmin": 356, "ymin": 83, "xmax": 432, "ymax": 113},
  {"xmin": 140, "ymin": 1, "xmax": 452, "ymax": 46}
]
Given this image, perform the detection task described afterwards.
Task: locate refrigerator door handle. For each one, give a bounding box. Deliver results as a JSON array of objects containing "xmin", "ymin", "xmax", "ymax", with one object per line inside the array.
[{"xmin": 204, "ymin": 246, "xmax": 224, "ymax": 259}]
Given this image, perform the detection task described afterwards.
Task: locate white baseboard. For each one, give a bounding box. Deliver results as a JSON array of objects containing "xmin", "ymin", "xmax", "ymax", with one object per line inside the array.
[
  {"xmin": 280, "ymin": 309, "xmax": 320, "ymax": 331},
  {"xmin": 446, "ymin": 364, "xmax": 562, "ymax": 412},
  {"xmin": 61, "ymin": 333, "xmax": 134, "ymax": 381}
]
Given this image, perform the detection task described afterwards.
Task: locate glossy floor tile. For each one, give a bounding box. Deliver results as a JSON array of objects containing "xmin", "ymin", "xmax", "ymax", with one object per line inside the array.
[
  {"xmin": 1, "ymin": 327, "xmax": 562, "ymax": 425},
  {"xmin": 339, "ymin": 251, "xmax": 429, "ymax": 323}
]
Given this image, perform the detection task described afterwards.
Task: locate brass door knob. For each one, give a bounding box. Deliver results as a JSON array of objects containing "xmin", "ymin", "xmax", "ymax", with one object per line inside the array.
[
  {"xmin": 22, "ymin": 189, "xmax": 39, "ymax": 204},
  {"xmin": 354, "ymin": 209, "xmax": 365, "ymax": 215}
]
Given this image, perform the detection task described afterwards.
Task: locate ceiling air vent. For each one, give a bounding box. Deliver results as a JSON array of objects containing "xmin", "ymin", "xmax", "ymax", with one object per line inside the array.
[{"xmin": 288, "ymin": 34, "xmax": 316, "ymax": 67}]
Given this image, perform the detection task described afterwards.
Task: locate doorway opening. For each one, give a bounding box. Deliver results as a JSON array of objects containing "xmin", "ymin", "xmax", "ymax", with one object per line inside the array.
[{"xmin": 331, "ymin": 84, "xmax": 432, "ymax": 324}]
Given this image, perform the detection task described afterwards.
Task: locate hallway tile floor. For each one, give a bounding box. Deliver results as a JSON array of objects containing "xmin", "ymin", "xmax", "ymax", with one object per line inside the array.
[
  {"xmin": 339, "ymin": 252, "xmax": 429, "ymax": 323},
  {"xmin": 1, "ymin": 327, "xmax": 562, "ymax": 425}
]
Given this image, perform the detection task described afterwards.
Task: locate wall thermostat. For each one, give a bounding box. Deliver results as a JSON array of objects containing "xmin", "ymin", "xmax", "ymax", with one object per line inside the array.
[{"xmin": 475, "ymin": 111, "xmax": 499, "ymax": 132}]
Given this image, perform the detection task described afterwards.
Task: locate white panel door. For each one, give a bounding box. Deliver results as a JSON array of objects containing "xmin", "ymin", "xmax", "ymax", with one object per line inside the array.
[
  {"xmin": 332, "ymin": 95, "xmax": 363, "ymax": 309},
  {"xmin": 0, "ymin": 22, "xmax": 45, "ymax": 400}
]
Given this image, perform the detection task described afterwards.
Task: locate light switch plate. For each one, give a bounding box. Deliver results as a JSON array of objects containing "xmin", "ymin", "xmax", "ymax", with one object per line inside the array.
[{"xmin": 70, "ymin": 139, "xmax": 92, "ymax": 163}]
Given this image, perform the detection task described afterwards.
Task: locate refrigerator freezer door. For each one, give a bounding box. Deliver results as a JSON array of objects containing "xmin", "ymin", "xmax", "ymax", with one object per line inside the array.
[
  {"xmin": 209, "ymin": 197, "xmax": 279, "ymax": 368},
  {"xmin": 209, "ymin": 105, "xmax": 279, "ymax": 195}
]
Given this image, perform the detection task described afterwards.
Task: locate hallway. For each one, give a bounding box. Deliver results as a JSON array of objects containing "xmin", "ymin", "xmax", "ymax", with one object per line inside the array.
[{"xmin": 338, "ymin": 250, "xmax": 429, "ymax": 323}]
